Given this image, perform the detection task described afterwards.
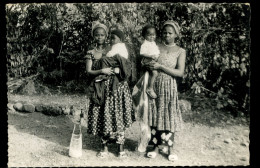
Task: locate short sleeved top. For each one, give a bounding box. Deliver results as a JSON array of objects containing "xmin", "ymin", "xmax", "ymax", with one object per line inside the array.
[
  {"xmin": 140, "ymin": 40, "xmax": 160, "ymax": 58},
  {"xmin": 85, "ymin": 45, "xmax": 112, "ymax": 61}
]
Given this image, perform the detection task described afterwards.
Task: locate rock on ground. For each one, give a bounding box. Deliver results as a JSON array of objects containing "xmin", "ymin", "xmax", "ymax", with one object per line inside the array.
[
  {"xmin": 23, "ymin": 104, "xmax": 35, "ymax": 113},
  {"xmin": 13, "ymin": 102, "xmax": 24, "ymax": 112},
  {"xmin": 224, "ymin": 138, "xmax": 232, "ymax": 144},
  {"xmin": 35, "ymin": 105, "xmax": 44, "ymax": 112}
]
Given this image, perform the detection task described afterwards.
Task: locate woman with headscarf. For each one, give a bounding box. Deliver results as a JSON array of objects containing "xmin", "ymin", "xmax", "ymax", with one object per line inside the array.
[
  {"xmin": 133, "ymin": 20, "xmax": 186, "ymax": 161},
  {"xmin": 85, "ymin": 21, "xmax": 134, "ymax": 158}
]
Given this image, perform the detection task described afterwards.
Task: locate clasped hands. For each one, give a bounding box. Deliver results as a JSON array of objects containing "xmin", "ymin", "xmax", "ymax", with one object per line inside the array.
[
  {"xmin": 144, "ymin": 62, "xmax": 162, "ymax": 70},
  {"xmin": 101, "ymin": 67, "xmax": 120, "ymax": 75}
]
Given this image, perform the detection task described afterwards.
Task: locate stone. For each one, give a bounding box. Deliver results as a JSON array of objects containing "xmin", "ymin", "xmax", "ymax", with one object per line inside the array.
[
  {"xmin": 13, "ymin": 102, "xmax": 24, "ymax": 111},
  {"xmin": 23, "ymin": 104, "xmax": 35, "ymax": 113},
  {"xmin": 42, "ymin": 105, "xmax": 52, "ymax": 116},
  {"xmin": 35, "ymin": 105, "xmax": 44, "ymax": 112},
  {"xmin": 240, "ymin": 142, "xmax": 249, "ymax": 147},
  {"xmin": 7, "ymin": 103, "xmax": 15, "ymax": 111},
  {"xmin": 63, "ymin": 108, "xmax": 70, "ymax": 115},
  {"xmin": 240, "ymin": 156, "xmax": 247, "ymax": 161},
  {"xmin": 47, "ymin": 106, "xmax": 62, "ymax": 116},
  {"xmin": 224, "ymin": 138, "xmax": 232, "ymax": 144}
]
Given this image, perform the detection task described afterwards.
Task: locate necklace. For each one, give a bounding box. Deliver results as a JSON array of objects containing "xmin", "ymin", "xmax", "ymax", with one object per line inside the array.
[
  {"xmin": 163, "ymin": 42, "xmax": 176, "ymax": 47},
  {"xmin": 95, "ymin": 46, "xmax": 105, "ymax": 53}
]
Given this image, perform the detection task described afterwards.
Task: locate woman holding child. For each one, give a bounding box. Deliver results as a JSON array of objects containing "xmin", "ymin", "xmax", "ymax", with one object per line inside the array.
[
  {"xmin": 133, "ymin": 20, "xmax": 186, "ymax": 162},
  {"xmin": 85, "ymin": 21, "xmax": 134, "ymax": 158}
]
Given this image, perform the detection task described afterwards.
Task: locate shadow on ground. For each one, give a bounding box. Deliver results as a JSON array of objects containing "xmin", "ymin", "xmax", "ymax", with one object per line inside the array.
[{"xmin": 8, "ymin": 110, "xmax": 138, "ymax": 155}]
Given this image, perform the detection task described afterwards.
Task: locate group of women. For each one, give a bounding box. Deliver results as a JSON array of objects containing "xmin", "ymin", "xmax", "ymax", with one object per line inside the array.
[{"xmin": 84, "ymin": 20, "xmax": 186, "ymax": 162}]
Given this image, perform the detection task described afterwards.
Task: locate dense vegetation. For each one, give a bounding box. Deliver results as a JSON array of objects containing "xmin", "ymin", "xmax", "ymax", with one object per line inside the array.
[{"xmin": 6, "ymin": 3, "xmax": 250, "ymax": 114}]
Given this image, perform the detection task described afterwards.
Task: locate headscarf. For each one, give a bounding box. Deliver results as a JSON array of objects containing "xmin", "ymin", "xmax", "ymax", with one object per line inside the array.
[
  {"xmin": 91, "ymin": 21, "xmax": 108, "ymax": 37},
  {"xmin": 162, "ymin": 20, "xmax": 181, "ymax": 38}
]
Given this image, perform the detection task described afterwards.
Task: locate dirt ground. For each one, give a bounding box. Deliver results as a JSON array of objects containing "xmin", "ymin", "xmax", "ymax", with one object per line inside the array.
[{"xmin": 7, "ymin": 93, "xmax": 250, "ymax": 167}]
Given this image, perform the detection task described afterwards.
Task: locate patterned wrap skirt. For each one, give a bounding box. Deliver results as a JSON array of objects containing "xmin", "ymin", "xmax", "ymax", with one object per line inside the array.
[{"xmin": 87, "ymin": 78, "xmax": 134, "ymax": 136}]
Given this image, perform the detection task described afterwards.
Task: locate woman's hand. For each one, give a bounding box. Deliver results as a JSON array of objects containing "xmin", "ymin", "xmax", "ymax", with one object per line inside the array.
[
  {"xmin": 101, "ymin": 67, "xmax": 114, "ymax": 75},
  {"xmin": 148, "ymin": 62, "xmax": 162, "ymax": 70},
  {"xmin": 113, "ymin": 67, "xmax": 120, "ymax": 74},
  {"xmin": 86, "ymin": 50, "xmax": 94, "ymax": 56}
]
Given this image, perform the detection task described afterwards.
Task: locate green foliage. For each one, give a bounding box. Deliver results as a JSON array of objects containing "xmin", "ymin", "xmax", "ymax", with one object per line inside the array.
[{"xmin": 6, "ymin": 3, "xmax": 250, "ymax": 114}]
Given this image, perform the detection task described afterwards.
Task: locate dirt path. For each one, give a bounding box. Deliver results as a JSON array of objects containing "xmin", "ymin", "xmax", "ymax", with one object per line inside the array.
[{"xmin": 8, "ymin": 94, "xmax": 250, "ymax": 166}]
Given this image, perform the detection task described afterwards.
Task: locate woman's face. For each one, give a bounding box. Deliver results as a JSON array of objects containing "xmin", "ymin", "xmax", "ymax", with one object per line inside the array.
[
  {"xmin": 162, "ymin": 25, "xmax": 177, "ymax": 44},
  {"xmin": 93, "ymin": 28, "xmax": 106, "ymax": 45}
]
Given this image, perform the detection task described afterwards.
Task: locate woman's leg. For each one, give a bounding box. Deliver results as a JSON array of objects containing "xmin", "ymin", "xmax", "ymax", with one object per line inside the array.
[
  {"xmin": 161, "ymin": 131, "xmax": 179, "ymax": 161},
  {"xmin": 116, "ymin": 132, "xmax": 127, "ymax": 157},
  {"xmin": 101, "ymin": 135, "xmax": 109, "ymax": 152},
  {"xmin": 147, "ymin": 127, "xmax": 161, "ymax": 158},
  {"xmin": 97, "ymin": 135, "xmax": 109, "ymax": 158}
]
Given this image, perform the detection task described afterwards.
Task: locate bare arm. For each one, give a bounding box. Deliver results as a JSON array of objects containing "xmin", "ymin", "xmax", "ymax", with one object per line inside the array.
[
  {"xmin": 148, "ymin": 50, "xmax": 186, "ymax": 77},
  {"xmin": 86, "ymin": 59, "xmax": 102, "ymax": 76}
]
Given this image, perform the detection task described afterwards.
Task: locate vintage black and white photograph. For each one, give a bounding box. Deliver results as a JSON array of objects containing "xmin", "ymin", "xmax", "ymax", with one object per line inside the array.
[{"xmin": 6, "ymin": 3, "xmax": 250, "ymax": 166}]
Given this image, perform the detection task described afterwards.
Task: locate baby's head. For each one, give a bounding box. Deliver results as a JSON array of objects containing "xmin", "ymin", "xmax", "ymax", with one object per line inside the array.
[
  {"xmin": 142, "ymin": 25, "xmax": 157, "ymax": 42},
  {"xmin": 110, "ymin": 29, "xmax": 125, "ymax": 45}
]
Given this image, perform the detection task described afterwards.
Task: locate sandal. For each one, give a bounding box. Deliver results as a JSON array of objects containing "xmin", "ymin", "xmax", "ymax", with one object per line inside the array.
[
  {"xmin": 168, "ymin": 154, "xmax": 178, "ymax": 162},
  {"xmin": 118, "ymin": 151, "xmax": 127, "ymax": 158},
  {"xmin": 147, "ymin": 151, "xmax": 157, "ymax": 158},
  {"xmin": 97, "ymin": 151, "xmax": 109, "ymax": 158}
]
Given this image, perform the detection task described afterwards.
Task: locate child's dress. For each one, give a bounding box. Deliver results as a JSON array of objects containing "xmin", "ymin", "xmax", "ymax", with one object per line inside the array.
[{"xmin": 140, "ymin": 40, "xmax": 160, "ymax": 65}]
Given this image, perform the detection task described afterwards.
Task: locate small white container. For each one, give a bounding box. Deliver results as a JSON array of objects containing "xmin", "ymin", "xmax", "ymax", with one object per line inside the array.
[{"xmin": 69, "ymin": 124, "xmax": 82, "ymax": 158}]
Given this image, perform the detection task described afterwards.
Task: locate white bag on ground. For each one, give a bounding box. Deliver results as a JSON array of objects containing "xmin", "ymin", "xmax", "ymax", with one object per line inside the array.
[{"xmin": 69, "ymin": 124, "xmax": 82, "ymax": 158}]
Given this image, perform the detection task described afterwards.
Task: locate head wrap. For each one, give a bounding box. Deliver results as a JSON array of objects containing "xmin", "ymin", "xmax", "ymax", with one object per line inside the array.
[
  {"xmin": 111, "ymin": 29, "xmax": 125, "ymax": 42},
  {"xmin": 162, "ymin": 20, "xmax": 181, "ymax": 38},
  {"xmin": 91, "ymin": 21, "xmax": 108, "ymax": 37}
]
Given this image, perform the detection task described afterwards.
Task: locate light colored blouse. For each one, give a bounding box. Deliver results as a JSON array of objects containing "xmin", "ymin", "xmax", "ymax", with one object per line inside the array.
[
  {"xmin": 140, "ymin": 40, "xmax": 160, "ymax": 58},
  {"xmin": 106, "ymin": 42, "xmax": 129, "ymax": 59}
]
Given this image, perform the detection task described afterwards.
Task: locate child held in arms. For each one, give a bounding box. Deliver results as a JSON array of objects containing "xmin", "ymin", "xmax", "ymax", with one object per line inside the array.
[
  {"xmin": 94, "ymin": 29, "xmax": 129, "ymax": 82},
  {"xmin": 140, "ymin": 25, "xmax": 160, "ymax": 99},
  {"xmin": 87, "ymin": 29, "xmax": 131, "ymax": 106}
]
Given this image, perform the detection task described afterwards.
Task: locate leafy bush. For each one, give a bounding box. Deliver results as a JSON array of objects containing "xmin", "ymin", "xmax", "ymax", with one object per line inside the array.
[{"xmin": 6, "ymin": 3, "xmax": 250, "ymax": 114}]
